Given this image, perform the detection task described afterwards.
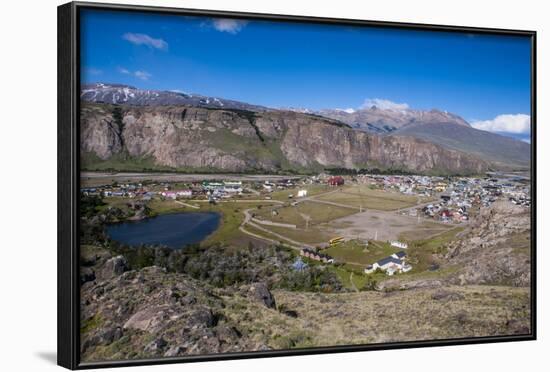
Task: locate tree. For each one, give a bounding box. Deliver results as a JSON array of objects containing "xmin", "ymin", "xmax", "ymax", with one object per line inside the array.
[{"xmin": 361, "ymin": 275, "xmax": 378, "ymax": 291}]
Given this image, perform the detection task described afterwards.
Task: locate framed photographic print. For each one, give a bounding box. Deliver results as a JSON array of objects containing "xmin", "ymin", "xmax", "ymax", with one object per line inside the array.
[{"xmin": 58, "ymin": 1, "xmax": 536, "ymax": 369}]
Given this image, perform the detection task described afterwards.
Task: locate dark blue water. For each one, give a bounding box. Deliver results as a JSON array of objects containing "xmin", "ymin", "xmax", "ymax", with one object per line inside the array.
[{"xmin": 106, "ymin": 212, "xmax": 221, "ymax": 249}]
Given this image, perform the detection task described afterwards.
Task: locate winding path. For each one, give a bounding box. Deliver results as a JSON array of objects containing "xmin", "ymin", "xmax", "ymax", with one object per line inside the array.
[
  {"xmin": 174, "ymin": 200, "xmax": 200, "ymax": 209},
  {"xmin": 240, "ymin": 209, "xmax": 313, "ymax": 250}
]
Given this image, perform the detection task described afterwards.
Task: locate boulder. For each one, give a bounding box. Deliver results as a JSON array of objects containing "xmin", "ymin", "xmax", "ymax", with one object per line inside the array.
[
  {"xmin": 246, "ymin": 282, "xmax": 276, "ymax": 309},
  {"xmin": 187, "ymin": 308, "xmax": 217, "ymax": 329},
  {"xmin": 164, "ymin": 345, "xmax": 187, "ymax": 357},
  {"xmin": 101, "ymin": 256, "xmax": 129, "ymax": 280},
  {"xmin": 144, "ymin": 337, "xmax": 167, "ymax": 353},
  {"xmin": 80, "ymin": 267, "xmax": 96, "ymax": 285},
  {"xmin": 123, "ymin": 305, "xmax": 171, "ymax": 332},
  {"xmin": 431, "ymin": 290, "xmax": 465, "ymax": 301}
]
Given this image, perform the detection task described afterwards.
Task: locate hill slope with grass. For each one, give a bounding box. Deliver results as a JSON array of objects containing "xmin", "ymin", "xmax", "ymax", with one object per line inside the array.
[{"xmin": 80, "ymin": 245, "xmax": 530, "ymax": 362}]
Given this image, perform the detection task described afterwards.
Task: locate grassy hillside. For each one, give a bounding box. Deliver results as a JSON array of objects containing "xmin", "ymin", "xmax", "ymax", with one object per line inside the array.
[{"xmin": 393, "ymin": 123, "xmax": 531, "ymax": 170}]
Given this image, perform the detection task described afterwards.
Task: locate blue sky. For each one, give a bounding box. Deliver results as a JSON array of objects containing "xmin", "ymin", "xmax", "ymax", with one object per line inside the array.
[{"xmin": 80, "ymin": 9, "xmax": 532, "ymax": 140}]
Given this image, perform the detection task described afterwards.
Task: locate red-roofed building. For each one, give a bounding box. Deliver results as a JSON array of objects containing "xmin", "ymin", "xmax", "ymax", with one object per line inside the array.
[{"xmin": 327, "ymin": 176, "xmax": 344, "ymax": 186}]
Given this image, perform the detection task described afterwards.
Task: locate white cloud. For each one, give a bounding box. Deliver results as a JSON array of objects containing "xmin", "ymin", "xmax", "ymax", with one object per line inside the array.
[
  {"xmin": 134, "ymin": 70, "xmax": 152, "ymax": 81},
  {"xmin": 122, "ymin": 33, "xmax": 168, "ymax": 50},
  {"xmin": 118, "ymin": 67, "xmax": 152, "ymax": 81},
  {"xmin": 85, "ymin": 67, "xmax": 102, "ymax": 75},
  {"xmin": 470, "ymin": 114, "xmax": 530, "ymax": 134},
  {"xmin": 212, "ymin": 19, "xmax": 248, "ymax": 34},
  {"xmin": 361, "ymin": 98, "xmax": 409, "ymax": 111},
  {"xmin": 336, "ymin": 108, "xmax": 356, "ymax": 114}
]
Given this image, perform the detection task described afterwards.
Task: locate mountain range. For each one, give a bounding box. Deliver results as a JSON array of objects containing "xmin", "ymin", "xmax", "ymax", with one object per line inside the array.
[
  {"xmin": 317, "ymin": 107, "xmax": 530, "ymax": 168},
  {"xmin": 81, "ymin": 83, "xmax": 268, "ymax": 112},
  {"xmin": 79, "ymin": 83, "xmax": 530, "ymax": 174}
]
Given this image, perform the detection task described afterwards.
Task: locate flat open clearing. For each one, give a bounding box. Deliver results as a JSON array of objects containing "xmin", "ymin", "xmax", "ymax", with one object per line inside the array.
[
  {"xmin": 261, "ymin": 225, "xmax": 332, "ymax": 245},
  {"xmin": 253, "ymin": 200, "xmax": 358, "ymax": 228},
  {"xmin": 269, "ymin": 184, "xmax": 331, "ymax": 201},
  {"xmin": 324, "ymin": 240, "xmax": 399, "ymax": 266},
  {"xmin": 327, "ymin": 209, "xmax": 453, "ymax": 242},
  {"xmin": 315, "ymin": 186, "xmax": 424, "ymax": 211}
]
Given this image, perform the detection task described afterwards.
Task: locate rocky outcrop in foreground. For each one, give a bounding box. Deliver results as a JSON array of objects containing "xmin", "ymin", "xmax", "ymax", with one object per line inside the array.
[
  {"xmin": 445, "ymin": 201, "xmax": 531, "ymax": 286},
  {"xmin": 80, "ymin": 243, "xmax": 530, "ymax": 363}
]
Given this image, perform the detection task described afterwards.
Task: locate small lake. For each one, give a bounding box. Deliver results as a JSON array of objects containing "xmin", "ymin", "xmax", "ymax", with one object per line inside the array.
[{"xmin": 106, "ymin": 212, "xmax": 221, "ymax": 249}]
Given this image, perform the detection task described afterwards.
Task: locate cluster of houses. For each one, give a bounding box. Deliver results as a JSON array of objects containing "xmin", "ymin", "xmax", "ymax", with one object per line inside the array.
[
  {"xmin": 299, "ymin": 248, "xmax": 335, "ymax": 264},
  {"xmin": 509, "ymin": 195, "xmax": 531, "ymax": 207},
  {"xmin": 327, "ymin": 176, "xmax": 345, "ymax": 186},
  {"xmin": 82, "ymin": 177, "xmax": 307, "ymax": 201},
  {"xmin": 364, "ymin": 251, "xmax": 412, "ymax": 276},
  {"xmin": 82, "ymin": 173, "xmax": 530, "ymax": 218},
  {"xmin": 259, "ymin": 179, "xmax": 295, "ymax": 192},
  {"xmin": 355, "ymin": 174, "xmax": 448, "ymax": 196},
  {"xmin": 201, "ymin": 181, "xmax": 244, "ymax": 200},
  {"xmin": 420, "ymin": 200, "xmax": 471, "ymax": 223},
  {"xmin": 81, "ymin": 180, "xmax": 247, "ymax": 200},
  {"xmin": 81, "ymin": 183, "xmax": 147, "ymax": 198},
  {"xmin": 160, "ymin": 189, "xmax": 192, "ymax": 199},
  {"xmin": 418, "ymin": 177, "xmax": 529, "ymax": 222}
]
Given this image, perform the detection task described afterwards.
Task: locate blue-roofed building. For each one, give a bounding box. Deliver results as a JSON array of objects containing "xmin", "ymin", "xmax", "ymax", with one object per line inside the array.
[
  {"xmin": 392, "ymin": 251, "xmax": 407, "ymax": 259},
  {"xmin": 376, "ymin": 256, "xmax": 402, "ymax": 268},
  {"xmin": 292, "ymin": 258, "xmax": 308, "ymax": 271}
]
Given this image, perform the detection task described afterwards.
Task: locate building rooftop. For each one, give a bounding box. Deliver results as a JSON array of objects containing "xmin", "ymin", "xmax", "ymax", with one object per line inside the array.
[{"xmin": 377, "ymin": 256, "xmax": 403, "ymax": 266}]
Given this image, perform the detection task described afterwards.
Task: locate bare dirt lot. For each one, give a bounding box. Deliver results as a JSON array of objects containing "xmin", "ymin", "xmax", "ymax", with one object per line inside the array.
[{"xmin": 327, "ymin": 209, "xmax": 452, "ymax": 242}]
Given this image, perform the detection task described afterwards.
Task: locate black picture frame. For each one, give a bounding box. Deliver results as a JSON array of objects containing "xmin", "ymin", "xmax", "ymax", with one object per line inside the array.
[{"xmin": 58, "ymin": 1, "xmax": 537, "ymax": 369}]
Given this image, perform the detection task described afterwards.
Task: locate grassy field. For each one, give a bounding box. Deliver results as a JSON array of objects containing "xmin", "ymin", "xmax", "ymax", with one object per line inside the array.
[
  {"xmin": 315, "ymin": 186, "xmax": 422, "ymax": 211},
  {"xmin": 507, "ymin": 231, "xmax": 531, "ymax": 255},
  {"xmin": 240, "ymin": 223, "xmax": 299, "ymax": 249},
  {"xmin": 406, "ymin": 226, "xmax": 465, "ymax": 273},
  {"xmin": 254, "ymin": 201, "xmax": 358, "ymax": 228},
  {"xmin": 324, "ymin": 240, "xmax": 399, "ymax": 266},
  {"xmin": 269, "ymin": 184, "xmax": 331, "ymax": 201},
  {"xmin": 101, "ymin": 192, "xmax": 460, "ymax": 281},
  {"xmin": 201, "ymin": 201, "xmax": 277, "ymax": 245},
  {"xmin": 326, "ymin": 265, "xmax": 382, "ymax": 291},
  {"xmin": 259, "ymin": 225, "xmax": 332, "ymax": 245},
  {"xmin": 398, "ymin": 221, "xmax": 454, "ymax": 241}
]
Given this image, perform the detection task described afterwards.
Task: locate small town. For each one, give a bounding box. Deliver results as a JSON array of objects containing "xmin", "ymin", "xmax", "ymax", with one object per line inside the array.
[{"xmin": 81, "ymin": 171, "xmax": 530, "ymax": 278}]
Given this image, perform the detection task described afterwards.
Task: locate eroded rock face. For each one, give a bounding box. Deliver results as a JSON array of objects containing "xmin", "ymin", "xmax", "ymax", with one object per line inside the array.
[
  {"xmin": 100, "ymin": 256, "xmax": 129, "ymax": 280},
  {"xmin": 80, "ymin": 264, "xmax": 260, "ymax": 362},
  {"xmin": 279, "ymin": 119, "xmax": 486, "ymax": 173},
  {"xmin": 80, "ymin": 245, "xmax": 531, "ymax": 363},
  {"xmin": 445, "ymin": 201, "xmax": 531, "ymax": 287},
  {"xmin": 80, "ymin": 103, "xmax": 488, "ymax": 175},
  {"xmin": 243, "ymin": 282, "xmax": 276, "ymax": 309},
  {"xmin": 378, "ymin": 200, "xmax": 531, "ymax": 292}
]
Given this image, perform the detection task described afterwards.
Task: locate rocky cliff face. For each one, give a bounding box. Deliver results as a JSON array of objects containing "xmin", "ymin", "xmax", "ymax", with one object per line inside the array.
[
  {"xmin": 445, "ymin": 201, "xmax": 531, "ymax": 287},
  {"xmin": 379, "ymin": 200, "xmax": 531, "ymax": 292},
  {"xmin": 317, "ymin": 106, "xmax": 531, "ymax": 169},
  {"xmin": 81, "ymin": 103, "xmax": 489, "ymax": 175}
]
